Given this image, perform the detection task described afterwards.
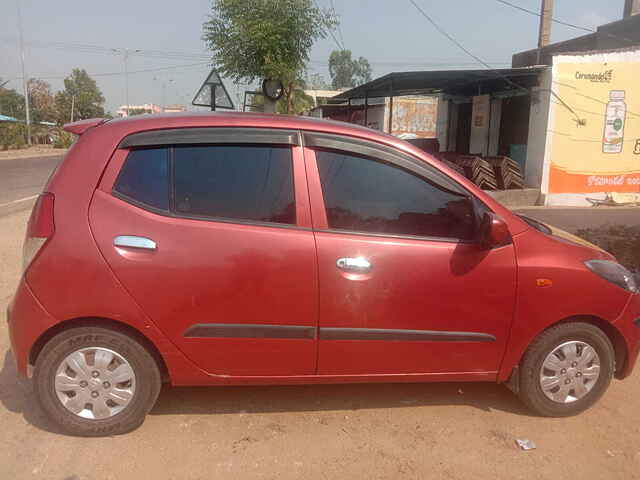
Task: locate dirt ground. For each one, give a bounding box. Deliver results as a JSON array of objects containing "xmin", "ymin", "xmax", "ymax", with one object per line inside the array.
[{"xmin": 2, "ymin": 209, "xmax": 640, "ymax": 480}]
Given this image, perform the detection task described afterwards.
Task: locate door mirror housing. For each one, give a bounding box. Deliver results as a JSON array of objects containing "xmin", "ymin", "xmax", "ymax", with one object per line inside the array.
[{"xmin": 477, "ymin": 213, "xmax": 511, "ymax": 249}]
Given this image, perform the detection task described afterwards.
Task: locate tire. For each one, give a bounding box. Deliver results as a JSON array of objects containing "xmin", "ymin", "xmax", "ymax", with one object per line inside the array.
[
  {"xmin": 34, "ymin": 326, "xmax": 162, "ymax": 436},
  {"xmin": 518, "ymin": 322, "xmax": 614, "ymax": 417}
]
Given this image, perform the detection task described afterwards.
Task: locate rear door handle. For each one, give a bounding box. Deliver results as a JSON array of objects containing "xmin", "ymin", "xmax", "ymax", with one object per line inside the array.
[
  {"xmin": 113, "ymin": 235, "xmax": 157, "ymax": 250},
  {"xmin": 336, "ymin": 257, "xmax": 372, "ymax": 273}
]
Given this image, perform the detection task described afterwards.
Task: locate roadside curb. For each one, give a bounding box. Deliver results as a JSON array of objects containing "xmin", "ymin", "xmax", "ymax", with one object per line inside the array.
[
  {"xmin": 0, "ymin": 196, "xmax": 37, "ymax": 218},
  {"xmin": 0, "ymin": 150, "xmax": 67, "ymax": 162}
]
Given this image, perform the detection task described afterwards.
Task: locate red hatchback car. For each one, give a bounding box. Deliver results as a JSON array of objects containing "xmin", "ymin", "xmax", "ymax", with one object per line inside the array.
[{"xmin": 8, "ymin": 113, "xmax": 640, "ymax": 436}]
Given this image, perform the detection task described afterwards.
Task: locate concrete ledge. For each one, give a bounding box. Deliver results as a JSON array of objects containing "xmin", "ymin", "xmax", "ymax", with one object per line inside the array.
[
  {"xmin": 485, "ymin": 188, "xmax": 541, "ymax": 207},
  {"xmin": 0, "ymin": 196, "xmax": 37, "ymax": 218},
  {"xmin": 514, "ymin": 205, "xmax": 640, "ymax": 233}
]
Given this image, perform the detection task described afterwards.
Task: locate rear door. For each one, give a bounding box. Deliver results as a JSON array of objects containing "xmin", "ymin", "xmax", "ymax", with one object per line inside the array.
[{"xmin": 89, "ymin": 128, "xmax": 318, "ymax": 376}]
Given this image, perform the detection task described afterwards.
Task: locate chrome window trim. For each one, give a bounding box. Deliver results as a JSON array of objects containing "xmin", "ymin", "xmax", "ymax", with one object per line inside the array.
[{"xmin": 314, "ymin": 228, "xmax": 470, "ymax": 244}]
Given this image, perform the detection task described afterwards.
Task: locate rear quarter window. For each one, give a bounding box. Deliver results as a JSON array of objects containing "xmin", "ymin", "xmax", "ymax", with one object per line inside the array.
[{"xmin": 113, "ymin": 148, "xmax": 169, "ymax": 211}]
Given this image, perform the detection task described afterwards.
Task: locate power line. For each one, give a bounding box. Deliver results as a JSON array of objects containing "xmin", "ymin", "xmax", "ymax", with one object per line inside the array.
[
  {"xmin": 1, "ymin": 36, "xmax": 213, "ymax": 61},
  {"xmin": 330, "ymin": 0, "xmax": 346, "ymax": 50},
  {"xmin": 309, "ymin": 60, "xmax": 512, "ymax": 67},
  {"xmin": 407, "ymin": 0, "xmax": 527, "ymax": 92},
  {"xmin": 8, "ymin": 62, "xmax": 210, "ymax": 82},
  {"xmin": 493, "ymin": 0, "xmax": 593, "ymax": 33},
  {"xmin": 407, "ymin": 0, "xmax": 584, "ymax": 124},
  {"xmin": 492, "ymin": 0, "xmax": 637, "ymax": 44},
  {"xmin": 312, "ymin": 0, "xmax": 345, "ymax": 51}
]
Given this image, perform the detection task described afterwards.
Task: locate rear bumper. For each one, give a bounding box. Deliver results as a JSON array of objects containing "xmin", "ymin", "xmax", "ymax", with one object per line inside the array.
[
  {"xmin": 7, "ymin": 277, "xmax": 56, "ymax": 377},
  {"xmin": 613, "ymin": 293, "xmax": 640, "ymax": 379}
]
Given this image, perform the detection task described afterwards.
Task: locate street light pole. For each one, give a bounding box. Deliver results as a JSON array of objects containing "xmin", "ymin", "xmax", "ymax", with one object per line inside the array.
[
  {"xmin": 113, "ymin": 48, "xmax": 141, "ymax": 116},
  {"xmin": 16, "ymin": 0, "xmax": 31, "ymax": 145},
  {"xmin": 124, "ymin": 49, "xmax": 130, "ymax": 116},
  {"xmin": 153, "ymin": 77, "xmax": 174, "ymax": 113}
]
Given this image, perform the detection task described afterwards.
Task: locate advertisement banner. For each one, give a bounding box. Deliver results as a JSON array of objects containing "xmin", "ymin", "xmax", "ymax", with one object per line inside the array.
[
  {"xmin": 545, "ymin": 51, "xmax": 640, "ymax": 196},
  {"xmin": 390, "ymin": 96, "xmax": 437, "ymax": 138}
]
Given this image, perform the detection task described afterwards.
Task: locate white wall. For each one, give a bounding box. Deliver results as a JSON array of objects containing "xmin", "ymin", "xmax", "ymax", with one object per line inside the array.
[
  {"xmin": 435, "ymin": 96, "xmax": 449, "ymax": 151},
  {"xmin": 488, "ymin": 98, "xmax": 502, "ymax": 156},
  {"xmin": 469, "ymin": 94, "xmax": 491, "ymax": 155},
  {"xmin": 446, "ymin": 102, "xmax": 459, "ymax": 152},
  {"xmin": 364, "ymin": 104, "xmax": 385, "ymax": 131},
  {"xmin": 526, "ymin": 68, "xmax": 552, "ymax": 190}
]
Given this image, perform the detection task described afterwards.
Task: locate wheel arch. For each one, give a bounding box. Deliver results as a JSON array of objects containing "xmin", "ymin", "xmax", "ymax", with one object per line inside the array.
[
  {"xmin": 29, "ymin": 317, "xmax": 170, "ymax": 382},
  {"xmin": 504, "ymin": 314, "xmax": 629, "ymax": 391},
  {"xmin": 558, "ymin": 315, "xmax": 628, "ymax": 379}
]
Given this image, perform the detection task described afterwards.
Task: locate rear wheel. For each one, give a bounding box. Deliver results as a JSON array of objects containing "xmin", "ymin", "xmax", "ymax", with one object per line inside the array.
[
  {"xmin": 34, "ymin": 326, "xmax": 161, "ymax": 436},
  {"xmin": 518, "ymin": 322, "xmax": 614, "ymax": 417}
]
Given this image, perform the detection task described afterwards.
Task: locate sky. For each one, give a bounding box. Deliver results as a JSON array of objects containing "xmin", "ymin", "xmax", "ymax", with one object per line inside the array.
[{"xmin": 0, "ymin": 0, "xmax": 624, "ymax": 115}]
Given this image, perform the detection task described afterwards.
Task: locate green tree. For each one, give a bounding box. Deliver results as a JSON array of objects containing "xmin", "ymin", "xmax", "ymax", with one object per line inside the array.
[
  {"xmin": 328, "ymin": 50, "xmax": 372, "ymax": 89},
  {"xmin": 0, "ymin": 80, "xmax": 26, "ymax": 120},
  {"xmin": 305, "ymin": 72, "xmax": 331, "ymax": 90},
  {"xmin": 203, "ymin": 0, "xmax": 337, "ymax": 113},
  {"xmin": 28, "ymin": 78, "xmax": 56, "ymax": 123},
  {"xmin": 276, "ymin": 87, "xmax": 315, "ymax": 115},
  {"xmin": 54, "ymin": 69, "xmax": 105, "ymax": 124},
  {"xmin": 127, "ymin": 107, "xmax": 148, "ymax": 116}
]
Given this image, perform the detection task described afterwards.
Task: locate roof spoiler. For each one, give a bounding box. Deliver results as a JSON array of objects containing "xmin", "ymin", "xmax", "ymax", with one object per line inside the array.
[{"xmin": 63, "ymin": 118, "xmax": 107, "ymax": 135}]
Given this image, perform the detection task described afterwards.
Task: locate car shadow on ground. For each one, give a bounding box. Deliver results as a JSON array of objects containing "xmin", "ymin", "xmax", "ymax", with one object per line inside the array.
[
  {"xmin": 0, "ymin": 350, "xmax": 63, "ymax": 434},
  {"xmin": 0, "ymin": 349, "xmax": 531, "ymax": 435},
  {"xmin": 149, "ymin": 381, "xmax": 530, "ymax": 418}
]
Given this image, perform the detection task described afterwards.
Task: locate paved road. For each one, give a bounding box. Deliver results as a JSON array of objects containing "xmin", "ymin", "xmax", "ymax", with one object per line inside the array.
[{"xmin": 0, "ymin": 155, "xmax": 63, "ymax": 214}]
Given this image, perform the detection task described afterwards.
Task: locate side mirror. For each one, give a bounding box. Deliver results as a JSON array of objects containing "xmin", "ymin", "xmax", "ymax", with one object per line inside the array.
[{"xmin": 477, "ymin": 213, "xmax": 511, "ymax": 249}]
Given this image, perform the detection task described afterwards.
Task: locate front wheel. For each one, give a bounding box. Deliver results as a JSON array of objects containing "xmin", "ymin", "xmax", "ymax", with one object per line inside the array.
[
  {"xmin": 34, "ymin": 326, "xmax": 162, "ymax": 436},
  {"xmin": 518, "ymin": 322, "xmax": 614, "ymax": 417}
]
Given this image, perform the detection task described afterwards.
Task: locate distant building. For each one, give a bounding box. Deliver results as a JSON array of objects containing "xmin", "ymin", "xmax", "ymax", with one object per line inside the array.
[
  {"xmin": 163, "ymin": 104, "xmax": 187, "ymax": 113},
  {"xmin": 116, "ymin": 104, "xmax": 162, "ymax": 117}
]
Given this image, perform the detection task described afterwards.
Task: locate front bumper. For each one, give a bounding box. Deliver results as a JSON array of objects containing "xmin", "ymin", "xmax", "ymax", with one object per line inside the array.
[{"xmin": 7, "ymin": 277, "xmax": 56, "ymax": 377}]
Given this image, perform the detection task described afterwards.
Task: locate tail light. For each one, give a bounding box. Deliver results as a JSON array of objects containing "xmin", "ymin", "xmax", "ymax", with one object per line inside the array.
[{"xmin": 23, "ymin": 193, "xmax": 55, "ymax": 272}]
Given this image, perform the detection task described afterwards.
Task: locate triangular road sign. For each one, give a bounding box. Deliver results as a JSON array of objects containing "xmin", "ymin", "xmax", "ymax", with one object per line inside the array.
[{"xmin": 192, "ymin": 69, "xmax": 234, "ymax": 110}]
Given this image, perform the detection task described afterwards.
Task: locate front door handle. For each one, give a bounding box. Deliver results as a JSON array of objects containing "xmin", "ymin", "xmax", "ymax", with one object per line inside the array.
[
  {"xmin": 336, "ymin": 257, "xmax": 372, "ymax": 273},
  {"xmin": 113, "ymin": 235, "xmax": 157, "ymax": 250}
]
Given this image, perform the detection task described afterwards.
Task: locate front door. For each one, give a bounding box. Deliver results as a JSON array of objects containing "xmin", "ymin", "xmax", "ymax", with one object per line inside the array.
[
  {"xmin": 304, "ymin": 140, "xmax": 517, "ymax": 376},
  {"xmin": 90, "ymin": 131, "xmax": 318, "ymax": 376}
]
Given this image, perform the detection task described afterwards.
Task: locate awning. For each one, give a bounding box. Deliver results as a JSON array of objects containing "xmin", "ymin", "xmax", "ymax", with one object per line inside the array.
[{"xmin": 332, "ymin": 67, "xmax": 547, "ymax": 100}]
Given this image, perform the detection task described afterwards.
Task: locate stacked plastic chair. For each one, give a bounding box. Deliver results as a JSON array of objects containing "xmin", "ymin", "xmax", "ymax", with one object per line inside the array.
[{"xmin": 485, "ymin": 156, "xmax": 525, "ymax": 190}]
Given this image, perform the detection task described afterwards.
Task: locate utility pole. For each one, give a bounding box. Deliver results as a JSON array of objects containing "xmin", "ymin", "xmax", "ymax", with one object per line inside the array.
[
  {"xmin": 16, "ymin": 0, "xmax": 31, "ymax": 145},
  {"xmin": 70, "ymin": 95, "xmax": 75, "ymax": 123},
  {"xmin": 153, "ymin": 76, "xmax": 174, "ymax": 112},
  {"xmin": 536, "ymin": 0, "xmax": 554, "ymax": 64},
  {"xmin": 623, "ymin": 0, "xmax": 640, "ymax": 17},
  {"xmin": 112, "ymin": 48, "xmax": 141, "ymax": 116}
]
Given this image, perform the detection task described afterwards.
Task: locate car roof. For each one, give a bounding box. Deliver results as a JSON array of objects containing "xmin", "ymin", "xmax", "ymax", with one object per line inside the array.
[
  {"xmin": 106, "ymin": 111, "xmax": 382, "ymax": 137},
  {"xmin": 75, "ymin": 111, "xmax": 424, "ymax": 161}
]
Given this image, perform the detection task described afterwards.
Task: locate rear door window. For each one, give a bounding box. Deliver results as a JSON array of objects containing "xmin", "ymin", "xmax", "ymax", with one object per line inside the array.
[{"xmin": 173, "ymin": 145, "xmax": 295, "ymax": 225}]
